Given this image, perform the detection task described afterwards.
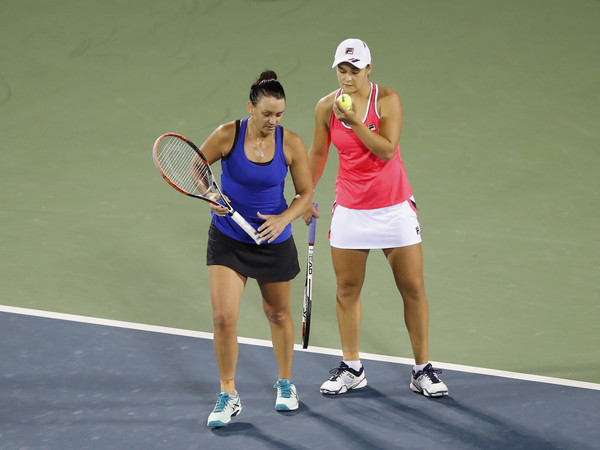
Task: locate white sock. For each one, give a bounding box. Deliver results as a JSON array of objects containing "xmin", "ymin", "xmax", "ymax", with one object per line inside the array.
[
  {"xmin": 413, "ymin": 363, "xmax": 428, "ymax": 374},
  {"xmin": 343, "ymin": 360, "xmax": 362, "ymax": 372}
]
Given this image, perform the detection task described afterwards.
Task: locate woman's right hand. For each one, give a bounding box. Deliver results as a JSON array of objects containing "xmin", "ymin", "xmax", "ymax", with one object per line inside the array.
[{"xmin": 301, "ymin": 202, "xmax": 320, "ymax": 225}]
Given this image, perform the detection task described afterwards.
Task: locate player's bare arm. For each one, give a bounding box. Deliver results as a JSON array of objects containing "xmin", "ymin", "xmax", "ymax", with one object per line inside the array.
[{"xmin": 337, "ymin": 88, "xmax": 402, "ymax": 162}]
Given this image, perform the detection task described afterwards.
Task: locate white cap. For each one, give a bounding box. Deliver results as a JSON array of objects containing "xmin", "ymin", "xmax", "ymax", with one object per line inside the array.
[{"xmin": 331, "ymin": 38, "xmax": 372, "ymax": 69}]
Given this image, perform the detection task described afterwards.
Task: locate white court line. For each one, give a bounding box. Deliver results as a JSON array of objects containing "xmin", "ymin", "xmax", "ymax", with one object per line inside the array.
[{"xmin": 2, "ymin": 304, "xmax": 599, "ymax": 392}]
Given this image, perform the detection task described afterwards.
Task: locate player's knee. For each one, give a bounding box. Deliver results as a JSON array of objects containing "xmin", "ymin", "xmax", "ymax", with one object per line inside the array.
[
  {"xmin": 212, "ymin": 312, "xmax": 236, "ymax": 331},
  {"xmin": 264, "ymin": 307, "xmax": 289, "ymax": 326},
  {"xmin": 399, "ymin": 281, "xmax": 427, "ymax": 303},
  {"xmin": 336, "ymin": 280, "xmax": 362, "ymax": 303}
]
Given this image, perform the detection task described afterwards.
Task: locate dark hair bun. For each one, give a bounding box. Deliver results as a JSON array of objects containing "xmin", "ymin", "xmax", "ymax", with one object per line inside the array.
[
  {"xmin": 249, "ymin": 69, "xmax": 285, "ymax": 105},
  {"xmin": 258, "ymin": 70, "xmax": 278, "ymax": 82}
]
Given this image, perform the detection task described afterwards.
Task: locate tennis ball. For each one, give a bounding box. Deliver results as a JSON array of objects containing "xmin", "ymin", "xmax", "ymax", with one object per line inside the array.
[{"xmin": 338, "ymin": 94, "xmax": 353, "ymax": 110}]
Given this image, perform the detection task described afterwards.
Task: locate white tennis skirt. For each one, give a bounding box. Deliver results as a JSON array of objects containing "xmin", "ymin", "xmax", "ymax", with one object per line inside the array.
[{"xmin": 329, "ymin": 197, "xmax": 422, "ymax": 249}]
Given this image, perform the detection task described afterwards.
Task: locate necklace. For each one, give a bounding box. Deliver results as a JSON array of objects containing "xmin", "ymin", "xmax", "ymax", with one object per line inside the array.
[
  {"xmin": 256, "ymin": 138, "xmax": 266, "ymax": 157},
  {"xmin": 249, "ymin": 118, "xmax": 268, "ymax": 157}
]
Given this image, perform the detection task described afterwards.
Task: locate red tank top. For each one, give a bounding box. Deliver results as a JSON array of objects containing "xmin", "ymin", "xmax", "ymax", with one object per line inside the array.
[{"xmin": 330, "ymin": 83, "xmax": 413, "ymax": 209}]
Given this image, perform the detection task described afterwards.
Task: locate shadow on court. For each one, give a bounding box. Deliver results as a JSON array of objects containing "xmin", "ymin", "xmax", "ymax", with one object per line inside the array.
[{"xmin": 1, "ymin": 311, "xmax": 598, "ymax": 449}]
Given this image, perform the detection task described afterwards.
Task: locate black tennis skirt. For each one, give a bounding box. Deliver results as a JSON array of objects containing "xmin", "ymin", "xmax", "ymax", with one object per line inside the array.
[{"xmin": 206, "ymin": 222, "xmax": 300, "ymax": 282}]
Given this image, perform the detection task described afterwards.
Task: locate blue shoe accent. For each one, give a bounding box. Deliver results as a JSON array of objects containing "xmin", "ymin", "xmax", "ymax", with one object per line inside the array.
[{"xmin": 274, "ymin": 379, "xmax": 299, "ymax": 411}]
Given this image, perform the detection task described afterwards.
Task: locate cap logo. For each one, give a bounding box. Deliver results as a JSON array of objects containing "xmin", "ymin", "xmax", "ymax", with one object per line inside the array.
[{"xmin": 344, "ymin": 47, "xmax": 354, "ymax": 55}]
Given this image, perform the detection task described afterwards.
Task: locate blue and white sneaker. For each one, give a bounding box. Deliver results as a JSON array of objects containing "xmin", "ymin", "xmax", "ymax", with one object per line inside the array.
[
  {"xmin": 207, "ymin": 391, "xmax": 242, "ymax": 427},
  {"xmin": 320, "ymin": 362, "xmax": 367, "ymax": 394},
  {"xmin": 274, "ymin": 379, "xmax": 299, "ymax": 411},
  {"xmin": 410, "ymin": 364, "xmax": 448, "ymax": 397}
]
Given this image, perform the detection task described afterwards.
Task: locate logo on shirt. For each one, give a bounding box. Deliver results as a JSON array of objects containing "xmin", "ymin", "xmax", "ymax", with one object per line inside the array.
[{"xmin": 367, "ymin": 123, "xmax": 377, "ymax": 131}]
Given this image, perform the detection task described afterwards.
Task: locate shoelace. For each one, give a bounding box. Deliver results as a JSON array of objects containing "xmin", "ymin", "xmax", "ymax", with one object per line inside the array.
[
  {"xmin": 213, "ymin": 393, "xmax": 231, "ymax": 412},
  {"xmin": 276, "ymin": 381, "xmax": 293, "ymax": 398},
  {"xmin": 328, "ymin": 364, "xmax": 349, "ymax": 380},
  {"xmin": 423, "ymin": 366, "xmax": 443, "ymax": 384}
]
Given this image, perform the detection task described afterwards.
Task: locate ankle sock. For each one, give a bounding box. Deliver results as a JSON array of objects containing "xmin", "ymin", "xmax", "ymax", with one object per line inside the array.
[
  {"xmin": 343, "ymin": 360, "xmax": 362, "ymax": 372},
  {"xmin": 413, "ymin": 363, "xmax": 428, "ymax": 374}
]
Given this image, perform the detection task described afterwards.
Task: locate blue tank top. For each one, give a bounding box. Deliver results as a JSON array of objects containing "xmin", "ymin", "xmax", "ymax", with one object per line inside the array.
[{"xmin": 212, "ymin": 118, "xmax": 291, "ymax": 244}]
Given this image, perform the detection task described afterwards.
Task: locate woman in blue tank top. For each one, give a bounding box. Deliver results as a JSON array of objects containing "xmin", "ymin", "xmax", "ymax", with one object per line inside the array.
[{"xmin": 197, "ymin": 70, "xmax": 312, "ymax": 427}]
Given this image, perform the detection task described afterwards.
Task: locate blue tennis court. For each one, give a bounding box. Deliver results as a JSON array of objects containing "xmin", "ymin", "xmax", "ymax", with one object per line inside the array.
[{"xmin": 2, "ymin": 307, "xmax": 598, "ymax": 449}]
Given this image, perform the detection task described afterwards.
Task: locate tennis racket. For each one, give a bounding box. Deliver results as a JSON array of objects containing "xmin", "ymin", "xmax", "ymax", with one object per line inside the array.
[
  {"xmin": 153, "ymin": 132, "xmax": 263, "ymax": 244},
  {"xmin": 302, "ymin": 203, "xmax": 318, "ymax": 349}
]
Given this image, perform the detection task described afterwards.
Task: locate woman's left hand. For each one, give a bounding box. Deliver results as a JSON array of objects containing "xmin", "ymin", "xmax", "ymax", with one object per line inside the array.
[{"xmin": 256, "ymin": 212, "xmax": 289, "ymax": 243}]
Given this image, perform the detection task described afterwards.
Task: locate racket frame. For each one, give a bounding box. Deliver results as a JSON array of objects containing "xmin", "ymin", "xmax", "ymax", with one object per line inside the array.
[
  {"xmin": 302, "ymin": 203, "xmax": 318, "ymax": 349},
  {"xmin": 153, "ymin": 133, "xmax": 263, "ymax": 244}
]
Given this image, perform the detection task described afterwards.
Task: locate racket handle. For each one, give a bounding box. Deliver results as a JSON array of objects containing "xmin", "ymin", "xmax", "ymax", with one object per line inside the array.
[
  {"xmin": 230, "ymin": 211, "xmax": 264, "ymax": 244},
  {"xmin": 308, "ymin": 203, "xmax": 318, "ymax": 244}
]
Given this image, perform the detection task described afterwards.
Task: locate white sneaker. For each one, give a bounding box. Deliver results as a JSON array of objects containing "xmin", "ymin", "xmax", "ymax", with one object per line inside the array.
[
  {"xmin": 274, "ymin": 379, "xmax": 299, "ymax": 411},
  {"xmin": 320, "ymin": 362, "xmax": 367, "ymax": 395},
  {"xmin": 410, "ymin": 364, "xmax": 449, "ymax": 397},
  {"xmin": 207, "ymin": 391, "xmax": 242, "ymax": 427}
]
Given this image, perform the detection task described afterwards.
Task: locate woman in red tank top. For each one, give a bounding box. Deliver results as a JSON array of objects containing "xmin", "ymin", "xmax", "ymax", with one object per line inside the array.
[{"xmin": 303, "ymin": 39, "xmax": 448, "ymax": 397}]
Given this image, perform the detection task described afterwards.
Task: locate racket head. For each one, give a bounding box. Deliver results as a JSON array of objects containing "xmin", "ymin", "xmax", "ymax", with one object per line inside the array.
[{"xmin": 153, "ymin": 133, "xmax": 214, "ymax": 199}]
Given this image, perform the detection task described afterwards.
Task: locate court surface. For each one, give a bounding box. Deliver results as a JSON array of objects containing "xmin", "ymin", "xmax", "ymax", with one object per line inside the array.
[
  {"xmin": 1, "ymin": 0, "xmax": 599, "ymax": 448},
  {"xmin": 2, "ymin": 306, "xmax": 599, "ymax": 450}
]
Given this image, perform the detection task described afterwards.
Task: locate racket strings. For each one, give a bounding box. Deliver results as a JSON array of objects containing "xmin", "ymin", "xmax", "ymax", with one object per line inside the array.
[{"xmin": 157, "ymin": 137, "xmax": 211, "ymax": 196}]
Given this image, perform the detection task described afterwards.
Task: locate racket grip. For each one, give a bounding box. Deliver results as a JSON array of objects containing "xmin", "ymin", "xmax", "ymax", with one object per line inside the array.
[
  {"xmin": 308, "ymin": 203, "xmax": 318, "ymax": 244},
  {"xmin": 230, "ymin": 211, "xmax": 264, "ymax": 244}
]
